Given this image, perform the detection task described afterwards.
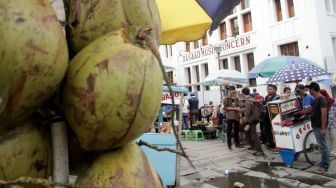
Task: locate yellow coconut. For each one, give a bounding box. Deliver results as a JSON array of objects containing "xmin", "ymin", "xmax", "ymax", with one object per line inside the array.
[
  {"xmin": 62, "ymin": 29, "xmax": 162, "ymax": 151},
  {"xmin": 0, "ymin": 0, "xmax": 69, "ymax": 127},
  {"xmin": 0, "ymin": 119, "xmax": 51, "ymax": 181},
  {"xmin": 76, "ymin": 143, "xmax": 162, "ymax": 188},
  {"xmin": 67, "ymin": 0, "xmax": 161, "ymax": 53}
]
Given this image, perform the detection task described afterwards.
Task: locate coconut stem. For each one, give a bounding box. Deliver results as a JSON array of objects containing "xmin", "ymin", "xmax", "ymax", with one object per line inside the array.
[{"xmin": 137, "ymin": 140, "xmax": 186, "ymax": 156}]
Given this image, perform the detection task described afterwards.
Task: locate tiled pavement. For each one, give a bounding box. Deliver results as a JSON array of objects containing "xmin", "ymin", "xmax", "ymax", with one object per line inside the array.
[{"xmin": 179, "ymin": 139, "xmax": 336, "ymax": 188}]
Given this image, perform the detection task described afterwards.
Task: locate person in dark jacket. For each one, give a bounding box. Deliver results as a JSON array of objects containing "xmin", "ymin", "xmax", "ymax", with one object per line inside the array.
[
  {"xmin": 188, "ymin": 93, "xmax": 199, "ymax": 126},
  {"xmin": 263, "ymin": 84, "xmax": 280, "ymax": 149},
  {"xmin": 242, "ymin": 87, "xmax": 264, "ymax": 156},
  {"xmin": 224, "ymin": 86, "xmax": 241, "ymax": 150}
]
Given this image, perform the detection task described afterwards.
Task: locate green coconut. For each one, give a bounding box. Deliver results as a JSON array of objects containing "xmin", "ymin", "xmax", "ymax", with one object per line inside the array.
[
  {"xmin": 75, "ymin": 143, "xmax": 162, "ymax": 188},
  {"xmin": 67, "ymin": 0, "xmax": 161, "ymax": 53},
  {"xmin": 0, "ymin": 0, "xmax": 69, "ymax": 127},
  {"xmin": 0, "ymin": 119, "xmax": 51, "ymax": 182},
  {"xmin": 62, "ymin": 29, "xmax": 162, "ymax": 151}
]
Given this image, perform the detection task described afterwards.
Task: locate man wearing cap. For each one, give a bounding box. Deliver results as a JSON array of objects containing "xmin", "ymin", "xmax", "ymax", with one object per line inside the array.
[{"xmin": 224, "ymin": 86, "xmax": 241, "ymax": 150}]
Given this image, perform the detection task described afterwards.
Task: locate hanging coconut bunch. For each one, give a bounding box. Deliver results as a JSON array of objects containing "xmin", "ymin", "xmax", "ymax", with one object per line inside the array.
[{"xmin": 0, "ymin": 0, "xmax": 164, "ymax": 187}]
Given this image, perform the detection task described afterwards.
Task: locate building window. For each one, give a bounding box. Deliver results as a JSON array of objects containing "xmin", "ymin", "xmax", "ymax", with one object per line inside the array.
[
  {"xmin": 186, "ymin": 42, "xmax": 190, "ymax": 52},
  {"xmin": 202, "ymin": 35, "xmax": 208, "ymax": 46},
  {"xmin": 194, "ymin": 41, "xmax": 200, "ymax": 49},
  {"xmin": 243, "ymin": 12, "xmax": 253, "ymax": 32},
  {"xmin": 287, "ymin": 0, "xmax": 295, "ymax": 17},
  {"xmin": 188, "ymin": 86, "xmax": 192, "ymax": 92},
  {"xmin": 223, "ymin": 59, "xmax": 229, "ymax": 69},
  {"xmin": 193, "ymin": 65, "xmax": 200, "ymax": 82},
  {"xmin": 219, "ymin": 59, "xmax": 229, "ymax": 70},
  {"xmin": 230, "ymin": 17, "xmax": 239, "ymax": 36},
  {"xmin": 165, "ymin": 45, "xmax": 173, "ymax": 58},
  {"xmin": 333, "ymin": 0, "xmax": 336, "ymax": 13},
  {"xmin": 186, "ymin": 67, "xmax": 191, "ymax": 84},
  {"xmin": 205, "ymin": 86, "xmax": 210, "ymax": 91},
  {"xmin": 167, "ymin": 71, "xmax": 173, "ymax": 84},
  {"xmin": 197, "ymin": 85, "xmax": 201, "ymax": 91},
  {"xmin": 249, "ymin": 78, "xmax": 257, "ymax": 86},
  {"xmin": 196, "ymin": 66, "xmax": 200, "ymax": 82},
  {"xmin": 219, "ymin": 22, "xmax": 227, "ymax": 40},
  {"xmin": 203, "ymin": 63, "xmax": 209, "ymax": 77},
  {"xmin": 247, "ymin": 53, "xmax": 255, "ymax": 71},
  {"xmin": 234, "ymin": 56, "xmax": 241, "ymax": 72},
  {"xmin": 280, "ymin": 42, "xmax": 299, "ymax": 56},
  {"xmin": 325, "ymin": 0, "xmax": 331, "ymax": 12},
  {"xmin": 275, "ymin": 0, "xmax": 283, "ymax": 21},
  {"xmin": 241, "ymin": 0, "xmax": 250, "ymax": 9}
]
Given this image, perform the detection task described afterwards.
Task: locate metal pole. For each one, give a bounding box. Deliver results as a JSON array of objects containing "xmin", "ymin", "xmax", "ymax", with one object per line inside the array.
[
  {"xmin": 51, "ymin": 121, "xmax": 69, "ymax": 188},
  {"xmin": 217, "ymin": 51, "xmax": 223, "ymax": 99},
  {"xmin": 175, "ymin": 95, "xmax": 184, "ymax": 187}
]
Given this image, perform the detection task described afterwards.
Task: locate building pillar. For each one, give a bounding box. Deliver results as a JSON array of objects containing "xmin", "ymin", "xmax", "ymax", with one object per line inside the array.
[
  {"xmin": 240, "ymin": 53, "xmax": 248, "ymax": 75},
  {"xmin": 228, "ymin": 56, "xmax": 234, "ymax": 70},
  {"xmin": 238, "ymin": 14, "xmax": 244, "ymax": 35},
  {"xmin": 281, "ymin": 0, "xmax": 288, "ymax": 20}
]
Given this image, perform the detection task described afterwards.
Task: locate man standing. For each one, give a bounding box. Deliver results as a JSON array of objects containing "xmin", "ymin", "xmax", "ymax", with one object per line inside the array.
[
  {"xmin": 224, "ymin": 86, "xmax": 241, "ymax": 150},
  {"xmin": 263, "ymin": 84, "xmax": 280, "ymax": 149},
  {"xmin": 251, "ymin": 88, "xmax": 259, "ymax": 98},
  {"xmin": 242, "ymin": 87, "xmax": 264, "ymax": 155},
  {"xmin": 294, "ymin": 84, "xmax": 314, "ymax": 116},
  {"xmin": 182, "ymin": 93, "xmax": 189, "ymax": 129},
  {"xmin": 188, "ymin": 93, "xmax": 199, "ymax": 126},
  {"xmin": 309, "ymin": 82, "xmax": 330, "ymax": 174}
]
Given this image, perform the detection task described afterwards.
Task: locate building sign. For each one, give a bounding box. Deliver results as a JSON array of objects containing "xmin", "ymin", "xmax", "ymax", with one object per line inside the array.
[{"xmin": 182, "ymin": 35, "xmax": 251, "ymax": 62}]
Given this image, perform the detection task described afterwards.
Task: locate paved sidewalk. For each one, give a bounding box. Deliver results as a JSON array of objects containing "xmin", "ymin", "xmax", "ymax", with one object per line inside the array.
[{"xmin": 179, "ymin": 139, "xmax": 336, "ymax": 188}]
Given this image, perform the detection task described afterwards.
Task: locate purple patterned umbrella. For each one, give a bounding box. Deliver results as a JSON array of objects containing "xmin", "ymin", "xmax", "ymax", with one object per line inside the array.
[{"xmin": 267, "ymin": 62, "xmax": 329, "ymax": 83}]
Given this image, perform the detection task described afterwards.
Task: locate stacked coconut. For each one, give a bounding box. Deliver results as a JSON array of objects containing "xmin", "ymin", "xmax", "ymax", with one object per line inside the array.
[{"xmin": 0, "ymin": 0, "xmax": 163, "ymax": 187}]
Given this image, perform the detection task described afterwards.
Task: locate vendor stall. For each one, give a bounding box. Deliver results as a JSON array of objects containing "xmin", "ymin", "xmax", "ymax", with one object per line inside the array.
[
  {"xmin": 268, "ymin": 98, "xmax": 320, "ymax": 167},
  {"xmin": 136, "ymin": 85, "xmax": 188, "ymax": 187}
]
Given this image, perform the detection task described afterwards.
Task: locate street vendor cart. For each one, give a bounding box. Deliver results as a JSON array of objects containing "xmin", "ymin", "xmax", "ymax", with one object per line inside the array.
[{"xmin": 268, "ymin": 98, "xmax": 321, "ymax": 167}]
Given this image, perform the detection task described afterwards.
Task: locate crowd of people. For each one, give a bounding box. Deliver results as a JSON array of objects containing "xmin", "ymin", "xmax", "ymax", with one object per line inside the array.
[{"xmin": 179, "ymin": 82, "xmax": 336, "ymax": 174}]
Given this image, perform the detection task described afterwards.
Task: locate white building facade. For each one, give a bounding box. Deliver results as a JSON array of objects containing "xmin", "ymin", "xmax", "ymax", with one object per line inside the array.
[{"xmin": 160, "ymin": 0, "xmax": 336, "ymax": 105}]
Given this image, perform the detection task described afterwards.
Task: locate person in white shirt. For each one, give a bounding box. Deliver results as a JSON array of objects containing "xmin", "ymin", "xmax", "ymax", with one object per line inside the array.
[{"xmin": 182, "ymin": 94, "xmax": 189, "ymax": 129}]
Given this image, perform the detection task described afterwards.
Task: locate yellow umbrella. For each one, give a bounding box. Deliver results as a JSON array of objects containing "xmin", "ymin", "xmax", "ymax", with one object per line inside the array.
[{"xmin": 156, "ymin": 0, "xmax": 212, "ymax": 44}]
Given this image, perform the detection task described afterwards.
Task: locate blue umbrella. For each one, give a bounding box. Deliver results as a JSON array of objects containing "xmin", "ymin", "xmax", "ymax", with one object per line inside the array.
[
  {"xmin": 248, "ymin": 56, "xmax": 320, "ymax": 78},
  {"xmin": 267, "ymin": 62, "xmax": 329, "ymax": 83},
  {"xmin": 201, "ymin": 69, "xmax": 248, "ymax": 86},
  {"xmin": 317, "ymin": 79, "xmax": 335, "ymax": 87},
  {"xmin": 163, "ymin": 85, "xmax": 189, "ymax": 94},
  {"xmin": 197, "ymin": 0, "xmax": 240, "ymax": 35}
]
